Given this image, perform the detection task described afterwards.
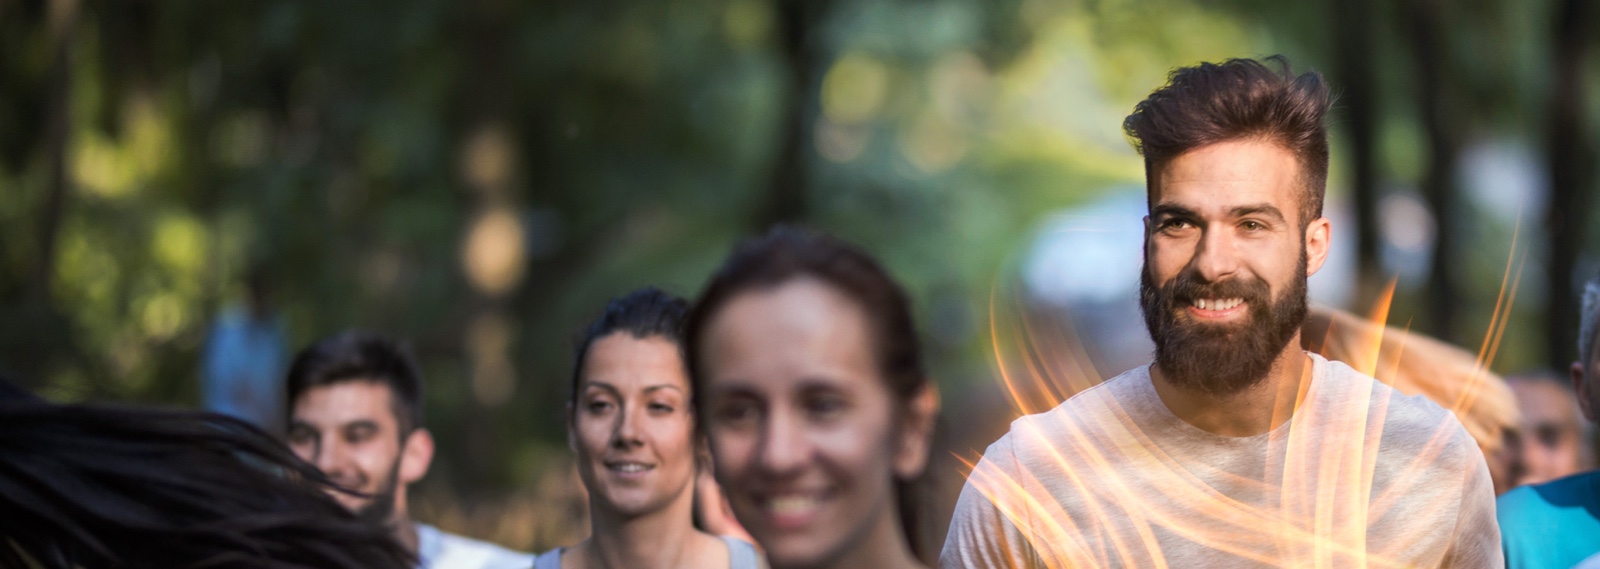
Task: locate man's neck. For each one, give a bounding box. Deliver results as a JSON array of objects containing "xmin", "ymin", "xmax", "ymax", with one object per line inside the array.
[
  {"xmin": 393, "ymin": 515, "xmax": 419, "ymax": 557},
  {"xmin": 390, "ymin": 495, "xmax": 418, "ymax": 557},
  {"xmin": 1150, "ymin": 338, "xmax": 1314, "ymax": 438}
]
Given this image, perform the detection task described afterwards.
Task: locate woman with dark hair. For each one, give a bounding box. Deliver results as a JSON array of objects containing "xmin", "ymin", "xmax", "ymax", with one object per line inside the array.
[
  {"xmin": 684, "ymin": 227, "xmax": 941, "ymax": 569},
  {"xmin": 533, "ymin": 287, "xmax": 761, "ymax": 569},
  {"xmin": 0, "ymin": 376, "xmax": 411, "ymax": 569}
]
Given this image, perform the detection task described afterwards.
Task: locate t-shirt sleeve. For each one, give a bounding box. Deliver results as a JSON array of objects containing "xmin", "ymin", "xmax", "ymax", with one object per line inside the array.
[
  {"xmin": 1439, "ymin": 434, "xmax": 1504, "ymax": 569},
  {"xmin": 940, "ymin": 436, "xmax": 1040, "ymax": 569}
]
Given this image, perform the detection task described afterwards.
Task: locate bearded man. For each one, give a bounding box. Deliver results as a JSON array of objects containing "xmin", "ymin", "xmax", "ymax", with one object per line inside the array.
[
  {"xmin": 286, "ymin": 331, "xmax": 533, "ymax": 569},
  {"xmin": 940, "ymin": 57, "xmax": 1501, "ymax": 568}
]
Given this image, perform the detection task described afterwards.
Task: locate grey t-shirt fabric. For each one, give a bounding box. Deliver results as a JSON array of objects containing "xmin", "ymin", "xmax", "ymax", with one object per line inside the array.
[
  {"xmin": 532, "ymin": 535, "xmax": 759, "ymax": 569},
  {"xmin": 941, "ymin": 353, "xmax": 1502, "ymax": 568}
]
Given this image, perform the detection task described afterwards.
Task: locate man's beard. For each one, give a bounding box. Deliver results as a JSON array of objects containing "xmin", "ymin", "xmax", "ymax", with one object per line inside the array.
[
  {"xmin": 1139, "ymin": 253, "xmax": 1309, "ymax": 397},
  {"xmin": 353, "ymin": 461, "xmax": 402, "ymax": 524}
]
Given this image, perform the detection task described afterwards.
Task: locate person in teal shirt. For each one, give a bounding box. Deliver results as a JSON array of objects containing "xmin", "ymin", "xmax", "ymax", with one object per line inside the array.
[{"xmin": 1499, "ymin": 271, "xmax": 1600, "ymax": 568}]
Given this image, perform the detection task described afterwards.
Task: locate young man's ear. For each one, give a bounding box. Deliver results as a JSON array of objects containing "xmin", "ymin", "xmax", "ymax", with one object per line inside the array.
[
  {"xmin": 893, "ymin": 382, "xmax": 941, "ymax": 480},
  {"xmin": 398, "ymin": 427, "xmax": 435, "ymax": 485},
  {"xmin": 1303, "ymin": 217, "xmax": 1332, "ymax": 277}
]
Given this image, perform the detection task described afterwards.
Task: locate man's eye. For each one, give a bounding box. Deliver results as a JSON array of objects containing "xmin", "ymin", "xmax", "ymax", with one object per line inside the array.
[
  {"xmin": 1160, "ymin": 219, "xmax": 1192, "ymax": 231},
  {"xmin": 1241, "ymin": 220, "xmax": 1265, "ymax": 231},
  {"xmin": 806, "ymin": 396, "xmax": 847, "ymax": 419},
  {"xmin": 287, "ymin": 429, "xmax": 314, "ymax": 444}
]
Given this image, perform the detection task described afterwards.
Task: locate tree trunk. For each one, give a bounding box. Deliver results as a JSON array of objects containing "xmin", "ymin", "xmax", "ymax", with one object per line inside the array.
[
  {"xmin": 1544, "ymin": 0, "xmax": 1596, "ymax": 369},
  {"xmin": 31, "ymin": 0, "xmax": 77, "ymax": 303},
  {"xmin": 757, "ymin": 0, "xmax": 832, "ymax": 229},
  {"xmin": 1333, "ymin": 0, "xmax": 1384, "ymax": 306},
  {"xmin": 1402, "ymin": 0, "xmax": 1466, "ymax": 342}
]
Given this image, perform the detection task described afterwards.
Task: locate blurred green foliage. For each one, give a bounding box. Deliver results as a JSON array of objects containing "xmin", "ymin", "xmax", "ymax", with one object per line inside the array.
[{"xmin": 2, "ymin": 0, "xmax": 1597, "ymax": 548}]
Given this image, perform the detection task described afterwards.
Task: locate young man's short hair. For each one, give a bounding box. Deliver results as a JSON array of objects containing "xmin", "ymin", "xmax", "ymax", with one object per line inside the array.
[
  {"xmin": 285, "ymin": 331, "xmax": 424, "ymax": 434},
  {"xmin": 1123, "ymin": 55, "xmax": 1331, "ymax": 226}
]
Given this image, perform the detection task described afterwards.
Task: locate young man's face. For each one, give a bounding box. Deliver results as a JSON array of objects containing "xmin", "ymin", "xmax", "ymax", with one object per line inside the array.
[
  {"xmin": 287, "ymin": 380, "xmax": 427, "ymax": 521},
  {"xmin": 1141, "ymin": 138, "xmax": 1330, "ymax": 394}
]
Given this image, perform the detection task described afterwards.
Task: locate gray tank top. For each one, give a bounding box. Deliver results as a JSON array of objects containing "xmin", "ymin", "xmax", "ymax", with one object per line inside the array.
[{"xmin": 532, "ymin": 535, "xmax": 759, "ymax": 569}]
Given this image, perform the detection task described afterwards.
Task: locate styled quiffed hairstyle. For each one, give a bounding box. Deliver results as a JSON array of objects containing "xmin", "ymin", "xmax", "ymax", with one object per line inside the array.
[
  {"xmin": 570, "ymin": 286, "xmax": 692, "ymax": 407},
  {"xmin": 0, "ymin": 376, "xmax": 412, "ymax": 569},
  {"xmin": 683, "ymin": 226, "xmax": 933, "ymax": 560},
  {"xmin": 1124, "ymin": 55, "xmax": 1331, "ymax": 225},
  {"xmin": 285, "ymin": 332, "xmax": 424, "ymax": 434}
]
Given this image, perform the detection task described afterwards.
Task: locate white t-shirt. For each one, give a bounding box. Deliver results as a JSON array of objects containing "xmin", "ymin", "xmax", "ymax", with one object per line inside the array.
[
  {"xmin": 416, "ymin": 523, "xmax": 534, "ymax": 569},
  {"xmin": 941, "ymin": 353, "xmax": 1501, "ymax": 568}
]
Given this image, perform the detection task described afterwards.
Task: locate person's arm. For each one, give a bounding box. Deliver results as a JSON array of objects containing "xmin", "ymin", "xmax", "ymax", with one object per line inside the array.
[{"xmin": 1440, "ymin": 436, "xmax": 1504, "ymax": 569}]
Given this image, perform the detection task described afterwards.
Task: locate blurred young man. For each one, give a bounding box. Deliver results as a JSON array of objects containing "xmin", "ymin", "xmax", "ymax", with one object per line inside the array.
[
  {"xmin": 286, "ymin": 331, "xmax": 532, "ymax": 569},
  {"xmin": 1503, "ymin": 371, "xmax": 1592, "ymax": 488},
  {"xmin": 941, "ymin": 57, "xmax": 1500, "ymax": 568},
  {"xmin": 1499, "ymin": 273, "xmax": 1600, "ymax": 568}
]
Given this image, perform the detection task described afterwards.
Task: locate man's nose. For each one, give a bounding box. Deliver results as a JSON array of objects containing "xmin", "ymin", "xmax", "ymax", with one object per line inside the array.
[
  {"xmin": 1191, "ymin": 227, "xmax": 1241, "ymax": 283},
  {"xmin": 314, "ymin": 435, "xmax": 351, "ymax": 480}
]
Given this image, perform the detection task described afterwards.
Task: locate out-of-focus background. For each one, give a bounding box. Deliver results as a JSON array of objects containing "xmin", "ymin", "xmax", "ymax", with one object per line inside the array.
[{"xmin": 1, "ymin": 0, "xmax": 1597, "ymax": 553}]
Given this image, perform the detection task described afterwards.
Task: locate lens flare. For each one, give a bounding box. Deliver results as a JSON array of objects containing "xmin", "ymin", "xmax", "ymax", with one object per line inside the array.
[{"xmin": 964, "ymin": 225, "xmax": 1525, "ymax": 567}]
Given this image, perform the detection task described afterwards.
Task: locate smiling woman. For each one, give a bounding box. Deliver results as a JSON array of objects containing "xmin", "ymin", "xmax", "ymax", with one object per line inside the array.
[
  {"xmin": 684, "ymin": 227, "xmax": 941, "ymax": 569},
  {"xmin": 535, "ymin": 287, "xmax": 761, "ymax": 569}
]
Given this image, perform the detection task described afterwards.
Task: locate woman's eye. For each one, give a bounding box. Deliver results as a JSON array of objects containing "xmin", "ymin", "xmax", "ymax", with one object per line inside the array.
[
  {"xmin": 586, "ymin": 400, "xmax": 614, "ymax": 413},
  {"xmin": 715, "ymin": 401, "xmax": 759, "ymax": 425},
  {"xmin": 648, "ymin": 402, "xmax": 675, "ymax": 414}
]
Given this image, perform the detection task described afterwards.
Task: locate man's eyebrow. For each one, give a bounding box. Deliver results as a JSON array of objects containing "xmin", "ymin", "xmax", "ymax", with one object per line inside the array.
[
  {"xmin": 342, "ymin": 419, "xmax": 380, "ymax": 431},
  {"xmin": 1231, "ymin": 203, "xmax": 1287, "ymax": 223},
  {"xmin": 1150, "ymin": 203, "xmax": 1198, "ymax": 219}
]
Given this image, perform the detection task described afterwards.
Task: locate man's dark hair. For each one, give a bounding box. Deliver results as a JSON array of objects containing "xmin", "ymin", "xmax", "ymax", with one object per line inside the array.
[
  {"xmin": 683, "ymin": 225, "xmax": 934, "ymax": 561},
  {"xmin": 1123, "ymin": 55, "xmax": 1331, "ymax": 225},
  {"xmin": 285, "ymin": 332, "xmax": 424, "ymax": 434},
  {"xmin": 0, "ymin": 377, "xmax": 412, "ymax": 569},
  {"xmin": 570, "ymin": 286, "xmax": 692, "ymax": 407}
]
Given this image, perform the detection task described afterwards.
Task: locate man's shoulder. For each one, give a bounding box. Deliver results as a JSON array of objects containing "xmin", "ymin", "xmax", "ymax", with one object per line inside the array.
[
  {"xmin": 1498, "ymin": 472, "xmax": 1600, "ymax": 569},
  {"xmin": 980, "ymin": 367, "xmax": 1149, "ymax": 467},
  {"xmin": 1499, "ymin": 471, "xmax": 1600, "ymax": 523},
  {"xmin": 1315, "ymin": 355, "xmax": 1468, "ymax": 446},
  {"xmin": 418, "ymin": 523, "xmax": 534, "ymax": 569}
]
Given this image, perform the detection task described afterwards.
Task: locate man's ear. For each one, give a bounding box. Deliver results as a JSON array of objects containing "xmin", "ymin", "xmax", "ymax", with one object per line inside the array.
[
  {"xmin": 1304, "ymin": 216, "xmax": 1331, "ymax": 277},
  {"xmin": 399, "ymin": 427, "xmax": 435, "ymax": 485},
  {"xmin": 893, "ymin": 382, "xmax": 941, "ymax": 480},
  {"xmin": 1573, "ymin": 361, "xmax": 1595, "ymax": 423}
]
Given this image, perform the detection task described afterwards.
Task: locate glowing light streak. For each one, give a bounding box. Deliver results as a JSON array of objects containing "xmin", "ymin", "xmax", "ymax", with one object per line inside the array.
[{"xmin": 969, "ymin": 235, "xmax": 1524, "ymax": 567}]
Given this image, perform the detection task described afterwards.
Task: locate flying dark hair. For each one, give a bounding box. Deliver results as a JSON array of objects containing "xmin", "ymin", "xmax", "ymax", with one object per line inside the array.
[
  {"xmin": 570, "ymin": 286, "xmax": 692, "ymax": 407},
  {"xmin": 683, "ymin": 225, "xmax": 933, "ymax": 560},
  {"xmin": 0, "ymin": 378, "xmax": 412, "ymax": 569},
  {"xmin": 1123, "ymin": 55, "xmax": 1331, "ymax": 224},
  {"xmin": 285, "ymin": 331, "xmax": 423, "ymax": 434}
]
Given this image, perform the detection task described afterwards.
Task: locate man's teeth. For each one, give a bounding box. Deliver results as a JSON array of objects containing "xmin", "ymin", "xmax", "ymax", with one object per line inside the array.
[
  {"xmin": 1193, "ymin": 298, "xmax": 1243, "ymax": 311},
  {"xmin": 768, "ymin": 494, "xmax": 821, "ymax": 515}
]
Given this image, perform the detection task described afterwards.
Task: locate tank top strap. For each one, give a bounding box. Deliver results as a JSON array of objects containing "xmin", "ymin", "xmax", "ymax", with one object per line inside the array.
[{"xmin": 720, "ymin": 535, "xmax": 762, "ymax": 569}]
